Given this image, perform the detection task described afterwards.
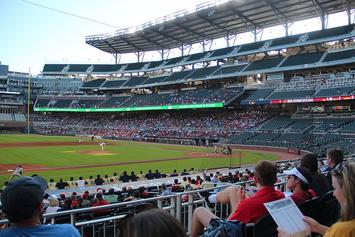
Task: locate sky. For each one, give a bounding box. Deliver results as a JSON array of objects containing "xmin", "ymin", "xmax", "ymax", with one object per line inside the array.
[{"xmin": 0, "ymin": 0, "xmax": 353, "ymax": 75}]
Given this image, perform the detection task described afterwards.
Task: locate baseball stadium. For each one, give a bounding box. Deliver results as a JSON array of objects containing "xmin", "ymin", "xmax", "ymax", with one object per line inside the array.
[{"xmin": 0, "ymin": 0, "xmax": 355, "ymax": 236}]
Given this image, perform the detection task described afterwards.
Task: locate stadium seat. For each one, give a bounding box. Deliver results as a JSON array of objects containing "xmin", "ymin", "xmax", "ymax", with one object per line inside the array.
[
  {"xmin": 245, "ymin": 214, "xmax": 278, "ymax": 237},
  {"xmin": 317, "ymin": 191, "xmax": 339, "ymax": 227}
]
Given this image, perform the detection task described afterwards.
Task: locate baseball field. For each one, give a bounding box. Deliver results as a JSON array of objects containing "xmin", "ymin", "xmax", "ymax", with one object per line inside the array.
[{"xmin": 0, "ymin": 134, "xmax": 288, "ymax": 185}]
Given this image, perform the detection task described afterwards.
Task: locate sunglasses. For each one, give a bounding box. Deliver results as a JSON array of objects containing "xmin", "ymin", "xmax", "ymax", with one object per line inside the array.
[{"xmin": 332, "ymin": 161, "xmax": 352, "ymax": 176}]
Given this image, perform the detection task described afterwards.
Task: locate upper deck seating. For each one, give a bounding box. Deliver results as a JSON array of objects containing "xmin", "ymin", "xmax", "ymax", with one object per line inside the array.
[
  {"xmin": 187, "ymin": 66, "xmax": 220, "ymax": 79},
  {"xmin": 81, "ymin": 79, "xmax": 106, "ymax": 88},
  {"xmin": 67, "ymin": 64, "xmax": 91, "ymax": 73},
  {"xmin": 36, "ymin": 99, "xmax": 51, "ymax": 107},
  {"xmin": 163, "ymin": 70, "xmax": 194, "ymax": 82},
  {"xmin": 146, "ymin": 61, "xmax": 163, "ymax": 70},
  {"xmin": 280, "ymin": 52, "xmax": 324, "ymax": 67},
  {"xmin": 243, "ymin": 88, "xmax": 275, "ymax": 101},
  {"xmin": 244, "ymin": 57, "xmax": 284, "ymax": 71},
  {"xmin": 51, "ymin": 99, "xmax": 73, "ymax": 108},
  {"xmin": 211, "ymin": 64, "xmax": 247, "ymax": 76},
  {"xmin": 323, "ymin": 49, "xmax": 355, "ymax": 62},
  {"xmin": 238, "ymin": 41, "xmax": 266, "ymax": 53},
  {"xmin": 268, "ymin": 90, "xmax": 315, "ymax": 100},
  {"xmin": 42, "ymin": 64, "xmax": 67, "ymax": 73},
  {"xmin": 307, "ymin": 24, "xmax": 354, "ymax": 41},
  {"xmin": 141, "ymin": 76, "xmax": 168, "ymax": 85},
  {"xmin": 123, "ymin": 62, "xmax": 146, "ymax": 71},
  {"xmin": 91, "ymin": 64, "xmax": 123, "ymax": 73},
  {"xmin": 269, "ymin": 35, "xmax": 300, "ymax": 47},
  {"xmin": 314, "ymin": 86, "xmax": 355, "ymax": 97},
  {"xmin": 122, "ymin": 77, "xmax": 148, "ymax": 87},
  {"xmin": 209, "ymin": 46, "xmax": 235, "ymax": 58},
  {"xmin": 163, "ymin": 57, "xmax": 185, "ymax": 66},
  {"xmin": 101, "ymin": 80, "xmax": 127, "ymax": 88},
  {"xmin": 100, "ymin": 96, "xmax": 132, "ymax": 108},
  {"xmin": 185, "ymin": 52, "xmax": 208, "ymax": 62}
]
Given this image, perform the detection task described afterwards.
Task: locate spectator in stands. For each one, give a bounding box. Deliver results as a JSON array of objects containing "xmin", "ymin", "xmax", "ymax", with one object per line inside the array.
[
  {"xmin": 180, "ymin": 177, "xmax": 188, "ymax": 190},
  {"xmin": 70, "ymin": 192, "xmax": 79, "ymax": 208},
  {"xmin": 119, "ymin": 171, "xmax": 130, "ymax": 183},
  {"xmin": 160, "ymin": 183, "xmax": 172, "ymax": 196},
  {"xmin": 201, "ymin": 176, "xmax": 214, "ymax": 189},
  {"xmin": 171, "ymin": 179, "xmax": 181, "ymax": 192},
  {"xmin": 55, "ymin": 178, "xmax": 69, "ymax": 190},
  {"xmin": 44, "ymin": 197, "xmax": 61, "ymax": 224},
  {"xmin": 138, "ymin": 186, "xmax": 150, "ymax": 198},
  {"xmin": 0, "ymin": 176, "xmax": 80, "ymax": 237},
  {"xmin": 145, "ymin": 170, "xmax": 154, "ymax": 180},
  {"xmin": 80, "ymin": 191, "xmax": 90, "ymax": 207},
  {"xmin": 326, "ymin": 148, "xmax": 344, "ymax": 186},
  {"xmin": 67, "ymin": 177, "xmax": 76, "ymax": 188},
  {"xmin": 181, "ymin": 169, "xmax": 190, "ymax": 176},
  {"xmin": 86, "ymin": 175, "xmax": 95, "ymax": 186},
  {"xmin": 191, "ymin": 160, "xmax": 284, "ymax": 237},
  {"xmin": 300, "ymin": 153, "xmax": 331, "ymax": 197},
  {"xmin": 42, "ymin": 193, "xmax": 50, "ymax": 209},
  {"xmin": 120, "ymin": 208, "xmax": 186, "ymax": 237},
  {"xmin": 154, "ymin": 169, "xmax": 161, "ymax": 179},
  {"xmin": 94, "ymin": 174, "xmax": 104, "ymax": 185},
  {"xmin": 130, "ymin": 171, "xmax": 138, "ymax": 181},
  {"xmin": 103, "ymin": 174, "xmax": 111, "ymax": 184},
  {"xmin": 170, "ymin": 169, "xmax": 179, "ymax": 177},
  {"xmin": 278, "ymin": 161, "xmax": 355, "ymax": 237},
  {"xmin": 110, "ymin": 172, "xmax": 119, "ymax": 183},
  {"xmin": 105, "ymin": 188, "xmax": 118, "ymax": 204},
  {"xmin": 284, "ymin": 167, "xmax": 317, "ymax": 204},
  {"xmin": 76, "ymin": 176, "xmax": 87, "ymax": 188},
  {"xmin": 91, "ymin": 193, "xmax": 110, "ymax": 217},
  {"xmin": 58, "ymin": 199, "xmax": 73, "ymax": 212},
  {"xmin": 48, "ymin": 178, "xmax": 57, "ymax": 190}
]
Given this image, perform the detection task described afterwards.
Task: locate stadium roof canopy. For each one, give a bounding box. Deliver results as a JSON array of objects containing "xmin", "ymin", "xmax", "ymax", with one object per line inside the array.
[{"xmin": 86, "ymin": 0, "xmax": 352, "ymax": 54}]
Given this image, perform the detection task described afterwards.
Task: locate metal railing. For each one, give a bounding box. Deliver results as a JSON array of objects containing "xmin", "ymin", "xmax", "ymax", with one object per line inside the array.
[{"xmin": 0, "ymin": 180, "xmax": 287, "ymax": 237}]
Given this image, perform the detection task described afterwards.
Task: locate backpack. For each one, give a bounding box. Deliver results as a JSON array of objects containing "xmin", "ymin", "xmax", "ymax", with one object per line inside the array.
[{"xmin": 203, "ymin": 218, "xmax": 244, "ymax": 237}]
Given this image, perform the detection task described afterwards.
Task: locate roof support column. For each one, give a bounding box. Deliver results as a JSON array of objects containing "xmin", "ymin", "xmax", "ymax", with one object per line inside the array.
[
  {"xmin": 200, "ymin": 39, "xmax": 212, "ymax": 52},
  {"xmin": 135, "ymin": 51, "xmax": 145, "ymax": 62},
  {"xmin": 112, "ymin": 52, "xmax": 120, "ymax": 64},
  {"xmin": 179, "ymin": 43, "xmax": 192, "ymax": 57},
  {"xmin": 224, "ymin": 32, "xmax": 237, "ymax": 47},
  {"xmin": 346, "ymin": 7, "xmax": 351, "ymax": 25},
  {"xmin": 159, "ymin": 49, "xmax": 170, "ymax": 60},
  {"xmin": 283, "ymin": 20, "xmax": 293, "ymax": 36},
  {"xmin": 320, "ymin": 11, "xmax": 328, "ymax": 30},
  {"xmin": 252, "ymin": 25, "xmax": 263, "ymax": 42}
]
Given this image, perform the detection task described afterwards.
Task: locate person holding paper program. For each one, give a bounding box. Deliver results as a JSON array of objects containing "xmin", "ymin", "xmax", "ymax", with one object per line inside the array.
[{"xmin": 278, "ymin": 161, "xmax": 355, "ymax": 237}]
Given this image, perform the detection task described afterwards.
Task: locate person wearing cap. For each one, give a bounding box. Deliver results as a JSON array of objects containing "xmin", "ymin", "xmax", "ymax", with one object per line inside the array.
[
  {"xmin": 0, "ymin": 176, "xmax": 80, "ymax": 237},
  {"xmin": 284, "ymin": 167, "xmax": 317, "ymax": 205}
]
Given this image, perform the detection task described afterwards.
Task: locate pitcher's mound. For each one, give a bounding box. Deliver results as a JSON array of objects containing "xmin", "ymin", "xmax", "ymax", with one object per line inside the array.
[{"xmin": 79, "ymin": 150, "xmax": 114, "ymax": 156}]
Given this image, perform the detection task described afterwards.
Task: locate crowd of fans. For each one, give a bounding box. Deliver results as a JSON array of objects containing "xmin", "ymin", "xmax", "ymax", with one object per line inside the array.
[
  {"xmin": 1, "ymin": 148, "xmax": 353, "ymax": 237},
  {"xmin": 32, "ymin": 110, "xmax": 269, "ymax": 140}
]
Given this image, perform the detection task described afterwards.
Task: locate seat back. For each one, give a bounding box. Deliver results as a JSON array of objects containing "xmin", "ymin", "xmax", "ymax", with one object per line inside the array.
[
  {"xmin": 298, "ymin": 197, "xmax": 320, "ymax": 220},
  {"xmin": 318, "ymin": 191, "xmax": 339, "ymax": 226},
  {"xmin": 245, "ymin": 214, "xmax": 278, "ymax": 237}
]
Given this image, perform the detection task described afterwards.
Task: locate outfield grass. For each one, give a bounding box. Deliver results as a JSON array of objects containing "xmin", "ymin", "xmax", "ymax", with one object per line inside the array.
[{"xmin": 0, "ymin": 134, "xmax": 278, "ymax": 185}]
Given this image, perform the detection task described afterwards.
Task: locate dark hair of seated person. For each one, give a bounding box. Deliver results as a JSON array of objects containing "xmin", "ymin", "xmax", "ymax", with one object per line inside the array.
[{"xmin": 120, "ymin": 208, "xmax": 186, "ymax": 237}]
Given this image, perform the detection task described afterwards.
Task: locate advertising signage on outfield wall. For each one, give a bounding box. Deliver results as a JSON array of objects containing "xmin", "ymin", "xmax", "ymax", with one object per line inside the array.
[{"xmin": 33, "ymin": 103, "xmax": 224, "ymax": 112}]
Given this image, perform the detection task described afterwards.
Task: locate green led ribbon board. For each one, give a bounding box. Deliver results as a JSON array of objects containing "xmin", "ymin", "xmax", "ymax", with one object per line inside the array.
[{"xmin": 34, "ymin": 102, "xmax": 224, "ymax": 112}]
